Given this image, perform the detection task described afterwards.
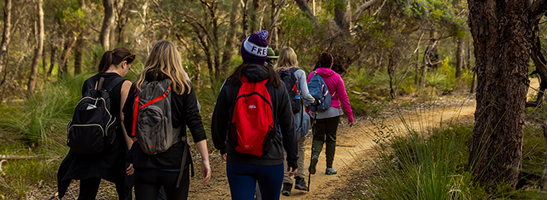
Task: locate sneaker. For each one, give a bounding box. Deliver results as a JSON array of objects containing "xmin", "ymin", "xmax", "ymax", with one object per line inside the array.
[
  {"xmin": 309, "ymin": 155, "xmax": 318, "ymax": 174},
  {"xmin": 325, "ymin": 167, "xmax": 337, "ymax": 175},
  {"xmin": 294, "ymin": 177, "xmax": 308, "ymax": 191},
  {"xmin": 282, "ymin": 183, "xmax": 292, "ymax": 196}
]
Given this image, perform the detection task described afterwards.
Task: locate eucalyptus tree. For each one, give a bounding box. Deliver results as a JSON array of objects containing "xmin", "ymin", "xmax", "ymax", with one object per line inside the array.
[
  {"xmin": 27, "ymin": 0, "xmax": 44, "ymax": 95},
  {"xmin": 467, "ymin": 0, "xmax": 547, "ymax": 187}
]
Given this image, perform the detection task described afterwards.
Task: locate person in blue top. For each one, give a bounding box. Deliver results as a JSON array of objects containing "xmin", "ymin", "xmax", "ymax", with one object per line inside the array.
[{"xmin": 275, "ymin": 47, "xmax": 315, "ymax": 196}]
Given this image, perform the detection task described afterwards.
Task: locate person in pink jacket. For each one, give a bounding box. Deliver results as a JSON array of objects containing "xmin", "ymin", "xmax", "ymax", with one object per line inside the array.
[{"xmin": 307, "ymin": 52, "xmax": 354, "ymax": 175}]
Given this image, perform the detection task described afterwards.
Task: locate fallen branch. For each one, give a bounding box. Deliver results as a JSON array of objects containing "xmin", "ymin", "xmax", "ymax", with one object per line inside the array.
[{"xmin": 0, "ymin": 155, "xmax": 36, "ymax": 159}]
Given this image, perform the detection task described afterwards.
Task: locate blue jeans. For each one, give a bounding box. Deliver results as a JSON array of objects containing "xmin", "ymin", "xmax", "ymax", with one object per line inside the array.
[{"xmin": 226, "ymin": 162, "xmax": 284, "ymax": 200}]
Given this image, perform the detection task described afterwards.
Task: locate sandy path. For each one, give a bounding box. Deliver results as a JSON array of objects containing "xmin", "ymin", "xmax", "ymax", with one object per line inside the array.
[{"xmin": 188, "ymin": 78, "xmax": 540, "ymax": 199}]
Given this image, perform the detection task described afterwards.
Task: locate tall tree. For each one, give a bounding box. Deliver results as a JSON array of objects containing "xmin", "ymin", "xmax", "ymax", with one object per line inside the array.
[
  {"xmin": 27, "ymin": 0, "xmax": 44, "ymax": 95},
  {"xmin": 220, "ymin": 0, "xmax": 240, "ymax": 78},
  {"xmin": 0, "ymin": 0, "xmax": 12, "ymax": 77},
  {"xmin": 74, "ymin": 0, "xmax": 86, "ymax": 75},
  {"xmin": 100, "ymin": 0, "xmax": 115, "ymax": 50},
  {"xmin": 455, "ymin": 38, "xmax": 464, "ymax": 78},
  {"xmin": 467, "ymin": 0, "xmax": 547, "ymax": 187}
]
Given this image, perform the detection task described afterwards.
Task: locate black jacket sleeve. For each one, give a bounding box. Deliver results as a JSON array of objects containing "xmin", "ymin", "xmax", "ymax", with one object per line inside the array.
[
  {"xmin": 180, "ymin": 83, "xmax": 207, "ymax": 143},
  {"xmin": 277, "ymin": 82, "xmax": 299, "ymax": 169},
  {"xmin": 211, "ymin": 84, "xmax": 231, "ymax": 154},
  {"xmin": 123, "ymin": 84, "xmax": 136, "ymax": 138}
]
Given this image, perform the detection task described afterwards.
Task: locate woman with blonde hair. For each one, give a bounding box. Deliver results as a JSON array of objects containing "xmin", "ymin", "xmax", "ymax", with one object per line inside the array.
[
  {"xmin": 276, "ymin": 47, "xmax": 315, "ymax": 196},
  {"xmin": 123, "ymin": 40, "xmax": 211, "ymax": 199}
]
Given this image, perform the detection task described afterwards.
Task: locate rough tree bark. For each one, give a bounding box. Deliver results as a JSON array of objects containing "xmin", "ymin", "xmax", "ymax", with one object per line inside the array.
[
  {"xmin": 0, "ymin": 0, "xmax": 12, "ymax": 77},
  {"xmin": 455, "ymin": 38, "xmax": 464, "ymax": 78},
  {"xmin": 100, "ymin": 0, "xmax": 115, "ymax": 51},
  {"xmin": 467, "ymin": 0, "xmax": 547, "ymax": 187},
  {"xmin": 28, "ymin": 0, "xmax": 44, "ymax": 95}
]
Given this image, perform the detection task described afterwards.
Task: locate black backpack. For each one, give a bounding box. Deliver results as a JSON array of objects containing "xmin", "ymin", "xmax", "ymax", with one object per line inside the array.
[
  {"xmin": 67, "ymin": 76, "xmax": 125, "ymax": 154},
  {"xmin": 278, "ymin": 68, "xmax": 302, "ymax": 114}
]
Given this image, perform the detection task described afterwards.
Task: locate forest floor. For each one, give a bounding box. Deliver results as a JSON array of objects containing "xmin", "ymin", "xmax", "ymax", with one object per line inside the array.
[{"xmin": 48, "ymin": 79, "xmax": 542, "ymax": 199}]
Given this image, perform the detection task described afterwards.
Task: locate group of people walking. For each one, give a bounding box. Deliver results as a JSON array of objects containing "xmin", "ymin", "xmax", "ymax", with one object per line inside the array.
[{"xmin": 57, "ymin": 30, "xmax": 353, "ymax": 200}]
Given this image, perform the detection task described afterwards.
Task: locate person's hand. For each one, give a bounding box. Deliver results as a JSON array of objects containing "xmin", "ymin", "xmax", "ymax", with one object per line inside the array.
[
  {"xmin": 222, "ymin": 153, "xmax": 227, "ymax": 161},
  {"xmin": 314, "ymin": 97, "xmax": 321, "ymax": 106},
  {"xmin": 201, "ymin": 159, "xmax": 212, "ymax": 185},
  {"xmin": 126, "ymin": 163, "xmax": 134, "ymax": 176},
  {"xmin": 287, "ymin": 166, "xmax": 298, "ymax": 177},
  {"xmin": 349, "ymin": 121, "xmax": 353, "ymax": 127}
]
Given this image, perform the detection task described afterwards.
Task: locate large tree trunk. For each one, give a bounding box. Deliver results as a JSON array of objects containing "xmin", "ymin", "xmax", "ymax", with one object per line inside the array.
[
  {"xmin": 467, "ymin": 0, "xmax": 547, "ymax": 187},
  {"xmin": 100, "ymin": 0, "xmax": 115, "ymax": 50},
  {"xmin": 455, "ymin": 38, "xmax": 464, "ymax": 78},
  {"xmin": 0, "ymin": 0, "xmax": 12, "ymax": 77},
  {"xmin": 220, "ymin": 0, "xmax": 240, "ymax": 78},
  {"xmin": 28, "ymin": 0, "xmax": 44, "ymax": 95}
]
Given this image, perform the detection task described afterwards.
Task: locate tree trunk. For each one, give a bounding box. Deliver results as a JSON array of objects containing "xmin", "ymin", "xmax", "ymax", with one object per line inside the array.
[
  {"xmin": 455, "ymin": 38, "xmax": 464, "ymax": 78},
  {"xmin": 74, "ymin": 32, "xmax": 84, "ymax": 74},
  {"xmin": 100, "ymin": 0, "xmax": 115, "ymax": 51},
  {"xmin": 42, "ymin": 42, "xmax": 47, "ymax": 71},
  {"xmin": 74, "ymin": 0, "xmax": 85, "ymax": 75},
  {"xmin": 242, "ymin": 0, "xmax": 248, "ymax": 38},
  {"xmin": 294, "ymin": 0, "xmax": 318, "ymax": 28},
  {"xmin": 220, "ymin": 0, "xmax": 240, "ymax": 78},
  {"xmin": 0, "ymin": 0, "xmax": 12, "ymax": 77},
  {"xmin": 28, "ymin": 0, "xmax": 44, "ymax": 96},
  {"xmin": 388, "ymin": 51, "xmax": 396, "ymax": 99},
  {"xmin": 48, "ymin": 44, "xmax": 55, "ymax": 76},
  {"xmin": 59, "ymin": 37, "xmax": 76, "ymax": 77},
  {"xmin": 467, "ymin": 0, "xmax": 547, "ymax": 187},
  {"xmin": 334, "ymin": 0, "xmax": 349, "ymax": 31}
]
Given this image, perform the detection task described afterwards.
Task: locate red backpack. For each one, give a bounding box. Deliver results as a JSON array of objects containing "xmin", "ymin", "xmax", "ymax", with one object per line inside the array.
[{"xmin": 229, "ymin": 76, "xmax": 275, "ymax": 157}]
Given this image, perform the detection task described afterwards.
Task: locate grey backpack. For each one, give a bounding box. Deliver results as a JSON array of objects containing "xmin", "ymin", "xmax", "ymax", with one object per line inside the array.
[{"xmin": 132, "ymin": 79, "xmax": 181, "ymax": 155}]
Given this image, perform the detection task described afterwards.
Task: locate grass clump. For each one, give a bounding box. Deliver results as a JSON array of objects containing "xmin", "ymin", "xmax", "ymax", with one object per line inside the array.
[{"xmin": 351, "ymin": 109, "xmax": 488, "ymax": 199}]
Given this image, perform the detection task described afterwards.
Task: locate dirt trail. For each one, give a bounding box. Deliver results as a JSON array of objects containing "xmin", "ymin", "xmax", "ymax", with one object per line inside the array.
[
  {"xmin": 188, "ymin": 102, "xmax": 478, "ymax": 199},
  {"xmin": 187, "ymin": 78, "xmax": 545, "ymax": 199}
]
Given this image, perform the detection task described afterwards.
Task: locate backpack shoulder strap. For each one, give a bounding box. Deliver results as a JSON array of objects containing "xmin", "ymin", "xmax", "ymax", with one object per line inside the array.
[
  {"xmin": 289, "ymin": 67, "xmax": 299, "ymax": 74},
  {"xmin": 103, "ymin": 76, "xmax": 127, "ymax": 92}
]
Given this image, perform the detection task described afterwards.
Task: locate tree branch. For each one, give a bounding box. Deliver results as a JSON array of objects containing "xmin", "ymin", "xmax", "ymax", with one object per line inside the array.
[{"xmin": 351, "ymin": 0, "xmax": 382, "ymax": 23}]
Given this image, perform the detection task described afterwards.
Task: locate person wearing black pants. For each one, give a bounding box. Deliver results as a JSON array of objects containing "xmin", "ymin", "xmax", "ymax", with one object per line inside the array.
[{"xmin": 311, "ymin": 116, "xmax": 340, "ymax": 170}]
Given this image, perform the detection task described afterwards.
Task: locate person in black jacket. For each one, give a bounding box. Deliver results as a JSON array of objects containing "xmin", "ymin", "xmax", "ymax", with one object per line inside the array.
[
  {"xmin": 57, "ymin": 47, "xmax": 135, "ymax": 200},
  {"xmin": 211, "ymin": 30, "xmax": 299, "ymax": 200},
  {"xmin": 123, "ymin": 40, "xmax": 211, "ymax": 200}
]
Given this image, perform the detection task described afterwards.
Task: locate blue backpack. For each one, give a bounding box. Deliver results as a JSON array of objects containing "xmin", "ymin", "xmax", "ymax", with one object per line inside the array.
[{"xmin": 305, "ymin": 71, "xmax": 332, "ymax": 111}]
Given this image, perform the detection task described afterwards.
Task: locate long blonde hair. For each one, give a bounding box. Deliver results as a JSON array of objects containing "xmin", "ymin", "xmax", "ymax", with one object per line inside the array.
[
  {"xmin": 135, "ymin": 40, "xmax": 190, "ymax": 95},
  {"xmin": 275, "ymin": 47, "xmax": 298, "ymax": 71}
]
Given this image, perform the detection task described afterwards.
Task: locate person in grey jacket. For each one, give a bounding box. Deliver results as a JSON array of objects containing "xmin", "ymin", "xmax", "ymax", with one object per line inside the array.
[{"xmin": 275, "ymin": 47, "xmax": 314, "ymax": 196}]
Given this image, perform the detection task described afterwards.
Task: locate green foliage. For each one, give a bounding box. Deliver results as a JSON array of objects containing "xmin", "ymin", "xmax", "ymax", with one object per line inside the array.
[
  {"xmin": 0, "ymin": 74, "xmax": 88, "ymax": 143},
  {"xmin": 355, "ymin": 114, "xmax": 487, "ymax": 199},
  {"xmin": 395, "ymin": 0, "xmax": 467, "ymax": 38}
]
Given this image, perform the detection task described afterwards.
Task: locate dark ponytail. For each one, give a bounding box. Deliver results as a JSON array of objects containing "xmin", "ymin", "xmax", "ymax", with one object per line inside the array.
[
  {"xmin": 318, "ymin": 52, "xmax": 333, "ymax": 69},
  {"xmin": 97, "ymin": 47, "xmax": 136, "ymax": 73}
]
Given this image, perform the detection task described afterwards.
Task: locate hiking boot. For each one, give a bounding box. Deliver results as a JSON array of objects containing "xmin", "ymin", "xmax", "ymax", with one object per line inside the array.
[
  {"xmin": 325, "ymin": 167, "xmax": 337, "ymax": 175},
  {"xmin": 294, "ymin": 177, "xmax": 308, "ymax": 191},
  {"xmin": 282, "ymin": 183, "xmax": 292, "ymax": 196},
  {"xmin": 309, "ymin": 155, "xmax": 318, "ymax": 174}
]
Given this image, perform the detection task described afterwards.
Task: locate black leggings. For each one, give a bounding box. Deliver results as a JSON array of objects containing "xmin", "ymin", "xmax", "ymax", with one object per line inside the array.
[
  {"xmin": 134, "ymin": 168, "xmax": 190, "ymax": 200},
  {"xmin": 78, "ymin": 177, "xmax": 124, "ymax": 200}
]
